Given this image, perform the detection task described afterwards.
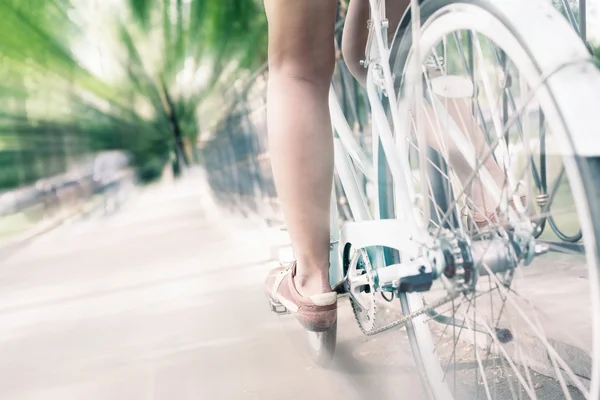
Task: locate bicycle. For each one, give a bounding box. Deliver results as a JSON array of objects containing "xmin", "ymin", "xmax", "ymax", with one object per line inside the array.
[{"xmin": 268, "ymin": 0, "xmax": 600, "ymax": 398}]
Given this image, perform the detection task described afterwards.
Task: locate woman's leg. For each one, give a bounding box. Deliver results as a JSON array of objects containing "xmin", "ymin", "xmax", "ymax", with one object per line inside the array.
[
  {"xmin": 342, "ymin": 0, "xmax": 410, "ymax": 87},
  {"xmin": 342, "ymin": 0, "xmax": 505, "ymax": 214},
  {"xmin": 264, "ymin": 0, "xmax": 337, "ymax": 297}
]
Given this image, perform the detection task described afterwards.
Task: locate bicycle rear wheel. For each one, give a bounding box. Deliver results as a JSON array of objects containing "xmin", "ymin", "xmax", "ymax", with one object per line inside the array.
[{"xmin": 380, "ymin": 0, "xmax": 600, "ymax": 398}]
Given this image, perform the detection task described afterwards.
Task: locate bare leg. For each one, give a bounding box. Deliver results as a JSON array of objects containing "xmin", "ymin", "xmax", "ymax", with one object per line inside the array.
[
  {"xmin": 342, "ymin": 0, "xmax": 409, "ymax": 87},
  {"xmin": 421, "ymin": 95, "xmax": 506, "ymax": 210},
  {"xmin": 443, "ymin": 98, "xmax": 507, "ymax": 210},
  {"xmin": 264, "ymin": 0, "xmax": 337, "ymax": 296},
  {"xmin": 342, "ymin": 0, "xmax": 505, "ymax": 214}
]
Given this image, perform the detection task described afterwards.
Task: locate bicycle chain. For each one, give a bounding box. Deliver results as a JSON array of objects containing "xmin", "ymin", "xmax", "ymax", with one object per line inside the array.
[
  {"xmin": 352, "ymin": 292, "xmax": 460, "ymax": 336},
  {"xmin": 349, "ymin": 249, "xmax": 377, "ymax": 332},
  {"xmin": 351, "ymin": 230, "xmax": 465, "ymax": 336}
]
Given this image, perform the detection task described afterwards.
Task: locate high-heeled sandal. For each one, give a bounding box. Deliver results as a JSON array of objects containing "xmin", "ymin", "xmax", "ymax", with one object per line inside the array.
[{"xmin": 464, "ymin": 195, "xmax": 538, "ymax": 231}]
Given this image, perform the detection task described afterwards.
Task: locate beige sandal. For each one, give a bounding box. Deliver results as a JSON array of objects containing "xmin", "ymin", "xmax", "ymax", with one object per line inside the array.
[
  {"xmin": 265, "ymin": 262, "xmax": 337, "ymax": 332},
  {"xmin": 465, "ymin": 195, "xmax": 538, "ymax": 231}
]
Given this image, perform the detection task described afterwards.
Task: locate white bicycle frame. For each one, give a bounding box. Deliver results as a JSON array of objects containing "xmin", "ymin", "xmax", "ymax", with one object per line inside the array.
[
  {"xmin": 323, "ymin": 1, "xmax": 599, "ymax": 398},
  {"xmin": 327, "ymin": 0, "xmax": 508, "ymax": 287}
]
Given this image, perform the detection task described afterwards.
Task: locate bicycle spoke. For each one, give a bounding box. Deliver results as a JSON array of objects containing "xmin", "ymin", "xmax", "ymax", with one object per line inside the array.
[
  {"xmin": 503, "ymin": 283, "xmax": 589, "ymax": 352},
  {"xmin": 442, "ymin": 295, "xmax": 473, "ymax": 381},
  {"xmin": 456, "ymin": 307, "xmax": 493, "ymax": 399},
  {"xmin": 472, "ymin": 310, "xmax": 538, "ymax": 398},
  {"xmin": 377, "ymin": 5, "xmax": 599, "ymax": 397},
  {"xmin": 479, "ymin": 261, "xmax": 590, "ymax": 397},
  {"xmin": 531, "ymin": 309, "xmax": 574, "ymax": 400}
]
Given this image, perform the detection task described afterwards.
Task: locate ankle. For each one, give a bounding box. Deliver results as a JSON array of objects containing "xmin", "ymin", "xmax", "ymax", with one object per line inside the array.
[{"xmin": 293, "ymin": 270, "xmax": 331, "ymax": 297}]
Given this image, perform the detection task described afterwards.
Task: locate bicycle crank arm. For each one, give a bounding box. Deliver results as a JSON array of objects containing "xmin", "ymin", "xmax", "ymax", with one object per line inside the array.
[{"xmin": 332, "ymin": 279, "xmax": 348, "ymax": 295}]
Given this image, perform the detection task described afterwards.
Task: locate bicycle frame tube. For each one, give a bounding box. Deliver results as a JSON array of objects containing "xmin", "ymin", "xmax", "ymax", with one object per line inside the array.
[
  {"xmin": 329, "ymin": 181, "xmax": 343, "ymax": 286},
  {"xmin": 327, "ymin": 0, "xmax": 431, "ymax": 271},
  {"xmin": 329, "ymin": 0, "xmax": 551, "ymax": 263},
  {"xmin": 580, "ymin": 0, "xmax": 587, "ymax": 41},
  {"xmin": 328, "ymin": 0, "xmax": 432, "ymax": 257},
  {"xmin": 367, "ymin": 0, "xmax": 426, "ymax": 238},
  {"xmin": 328, "ymin": 88, "xmax": 375, "ymax": 181}
]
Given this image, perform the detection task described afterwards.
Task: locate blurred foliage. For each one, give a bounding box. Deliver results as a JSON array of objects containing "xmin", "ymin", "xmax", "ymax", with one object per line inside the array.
[
  {"xmin": 0, "ymin": 0, "xmax": 268, "ymax": 189},
  {"xmin": 0, "ymin": 0, "xmax": 596, "ymax": 192},
  {"xmin": 553, "ymin": 0, "xmax": 581, "ymax": 24}
]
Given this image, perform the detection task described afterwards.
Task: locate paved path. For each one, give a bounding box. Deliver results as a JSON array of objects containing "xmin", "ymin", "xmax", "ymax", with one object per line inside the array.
[{"xmin": 0, "ymin": 175, "xmax": 427, "ymax": 400}]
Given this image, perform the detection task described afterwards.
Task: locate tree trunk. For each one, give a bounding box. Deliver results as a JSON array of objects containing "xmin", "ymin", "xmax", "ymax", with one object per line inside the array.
[{"xmin": 160, "ymin": 80, "xmax": 189, "ymax": 176}]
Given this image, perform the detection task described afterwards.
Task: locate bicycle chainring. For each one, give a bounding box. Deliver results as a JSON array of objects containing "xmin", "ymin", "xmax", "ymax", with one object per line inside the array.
[
  {"xmin": 348, "ymin": 245, "xmax": 462, "ymax": 336},
  {"xmin": 348, "ymin": 249, "xmax": 377, "ymax": 333},
  {"xmin": 439, "ymin": 229, "xmax": 475, "ymax": 293}
]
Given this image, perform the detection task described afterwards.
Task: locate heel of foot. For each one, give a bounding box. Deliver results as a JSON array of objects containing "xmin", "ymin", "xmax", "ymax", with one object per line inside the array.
[{"xmin": 308, "ymin": 292, "xmax": 337, "ymax": 306}]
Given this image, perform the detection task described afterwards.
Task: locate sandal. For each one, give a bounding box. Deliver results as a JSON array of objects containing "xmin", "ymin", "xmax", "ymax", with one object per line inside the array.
[
  {"xmin": 466, "ymin": 194, "xmax": 538, "ymax": 231},
  {"xmin": 265, "ymin": 262, "xmax": 337, "ymax": 332}
]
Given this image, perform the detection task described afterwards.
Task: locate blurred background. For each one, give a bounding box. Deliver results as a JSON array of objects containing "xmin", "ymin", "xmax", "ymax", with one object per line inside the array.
[
  {"xmin": 0, "ymin": 0, "xmax": 270, "ymax": 232},
  {"xmin": 0, "ymin": 0, "xmax": 599, "ymax": 399},
  {"xmin": 1, "ymin": 0, "xmax": 599, "ymax": 230}
]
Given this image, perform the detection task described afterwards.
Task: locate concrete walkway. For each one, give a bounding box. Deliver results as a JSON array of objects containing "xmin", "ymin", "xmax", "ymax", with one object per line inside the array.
[
  {"xmin": 0, "ymin": 173, "xmax": 426, "ymax": 400},
  {"xmin": 0, "ymin": 170, "xmax": 592, "ymax": 399}
]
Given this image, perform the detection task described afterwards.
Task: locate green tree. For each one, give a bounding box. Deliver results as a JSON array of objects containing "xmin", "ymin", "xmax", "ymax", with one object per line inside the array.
[
  {"xmin": 0, "ymin": 0, "xmax": 269, "ymax": 188},
  {"xmin": 120, "ymin": 0, "xmax": 268, "ymax": 175}
]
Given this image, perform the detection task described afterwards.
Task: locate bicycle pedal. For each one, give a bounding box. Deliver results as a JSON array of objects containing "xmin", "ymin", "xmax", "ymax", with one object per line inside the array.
[{"xmin": 269, "ymin": 298, "xmax": 289, "ymax": 315}]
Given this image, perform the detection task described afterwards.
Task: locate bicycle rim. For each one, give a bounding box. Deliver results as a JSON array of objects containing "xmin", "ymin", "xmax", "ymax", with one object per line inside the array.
[{"xmin": 380, "ymin": 0, "xmax": 600, "ymax": 398}]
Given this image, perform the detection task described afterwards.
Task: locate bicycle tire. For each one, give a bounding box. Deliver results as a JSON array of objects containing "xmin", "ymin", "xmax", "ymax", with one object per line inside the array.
[
  {"xmin": 378, "ymin": 0, "xmax": 600, "ymax": 398},
  {"xmin": 307, "ymin": 320, "xmax": 337, "ymax": 367}
]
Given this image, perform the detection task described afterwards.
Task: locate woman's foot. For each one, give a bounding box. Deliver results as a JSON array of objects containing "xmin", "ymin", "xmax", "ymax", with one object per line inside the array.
[
  {"xmin": 265, "ymin": 262, "xmax": 337, "ymax": 332},
  {"xmin": 468, "ymin": 195, "xmax": 538, "ymax": 231}
]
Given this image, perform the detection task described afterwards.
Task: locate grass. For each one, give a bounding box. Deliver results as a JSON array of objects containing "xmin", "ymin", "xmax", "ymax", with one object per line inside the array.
[
  {"xmin": 0, "ymin": 204, "xmax": 46, "ymax": 244},
  {"xmin": 0, "ymin": 213, "xmax": 36, "ymax": 242}
]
